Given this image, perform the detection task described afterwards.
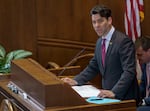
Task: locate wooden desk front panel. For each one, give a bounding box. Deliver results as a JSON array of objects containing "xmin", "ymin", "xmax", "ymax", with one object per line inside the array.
[
  {"xmin": 47, "ymin": 100, "xmax": 136, "ymax": 111},
  {"xmin": 0, "ymin": 79, "xmax": 136, "ymax": 111}
]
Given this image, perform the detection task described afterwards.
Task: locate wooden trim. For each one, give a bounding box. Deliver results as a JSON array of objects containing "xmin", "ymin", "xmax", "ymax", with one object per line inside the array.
[{"xmin": 37, "ymin": 37, "xmax": 95, "ymax": 50}]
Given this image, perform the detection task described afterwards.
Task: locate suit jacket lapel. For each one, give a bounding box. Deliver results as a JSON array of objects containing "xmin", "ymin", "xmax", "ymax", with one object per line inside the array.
[{"xmin": 104, "ymin": 32, "xmax": 116, "ymax": 71}]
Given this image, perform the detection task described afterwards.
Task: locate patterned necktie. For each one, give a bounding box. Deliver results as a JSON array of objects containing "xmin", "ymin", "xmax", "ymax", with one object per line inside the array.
[
  {"xmin": 102, "ymin": 39, "xmax": 106, "ymax": 66},
  {"xmin": 146, "ymin": 64, "xmax": 150, "ymax": 97}
]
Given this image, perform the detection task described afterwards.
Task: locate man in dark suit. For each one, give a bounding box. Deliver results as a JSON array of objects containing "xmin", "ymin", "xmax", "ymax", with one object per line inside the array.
[
  {"xmin": 62, "ymin": 5, "xmax": 139, "ymax": 103},
  {"xmin": 135, "ymin": 36, "xmax": 150, "ymax": 111}
]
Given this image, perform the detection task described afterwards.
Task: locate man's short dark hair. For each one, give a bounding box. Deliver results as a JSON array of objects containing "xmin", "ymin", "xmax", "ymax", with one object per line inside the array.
[
  {"xmin": 90, "ymin": 5, "xmax": 112, "ymax": 19},
  {"xmin": 135, "ymin": 35, "xmax": 150, "ymax": 51}
]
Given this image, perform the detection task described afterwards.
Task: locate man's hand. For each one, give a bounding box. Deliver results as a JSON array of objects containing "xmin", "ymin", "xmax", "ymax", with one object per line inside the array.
[
  {"xmin": 61, "ymin": 77, "xmax": 78, "ymax": 86},
  {"xmin": 98, "ymin": 89, "xmax": 115, "ymax": 98}
]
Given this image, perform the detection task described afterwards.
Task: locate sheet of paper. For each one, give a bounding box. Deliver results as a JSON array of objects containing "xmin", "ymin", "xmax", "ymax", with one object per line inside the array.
[{"xmin": 72, "ymin": 85, "xmax": 100, "ymax": 98}]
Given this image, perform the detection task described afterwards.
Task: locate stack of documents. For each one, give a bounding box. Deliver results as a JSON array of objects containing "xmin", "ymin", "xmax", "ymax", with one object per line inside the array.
[
  {"xmin": 72, "ymin": 85, "xmax": 100, "ymax": 98},
  {"xmin": 72, "ymin": 85, "xmax": 120, "ymax": 104}
]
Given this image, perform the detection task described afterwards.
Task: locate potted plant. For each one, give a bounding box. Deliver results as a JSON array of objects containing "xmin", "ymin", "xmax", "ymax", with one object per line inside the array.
[{"xmin": 0, "ymin": 44, "xmax": 32, "ymax": 74}]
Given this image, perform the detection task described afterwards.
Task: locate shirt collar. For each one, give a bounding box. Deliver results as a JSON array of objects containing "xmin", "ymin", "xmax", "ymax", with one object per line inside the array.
[{"xmin": 102, "ymin": 26, "xmax": 115, "ymax": 41}]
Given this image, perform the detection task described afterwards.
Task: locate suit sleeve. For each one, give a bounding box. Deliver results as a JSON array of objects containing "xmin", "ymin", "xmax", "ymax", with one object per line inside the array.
[{"xmin": 74, "ymin": 54, "xmax": 100, "ymax": 85}]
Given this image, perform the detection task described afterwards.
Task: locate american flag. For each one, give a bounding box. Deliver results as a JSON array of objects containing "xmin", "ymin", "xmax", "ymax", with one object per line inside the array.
[{"xmin": 124, "ymin": 0, "xmax": 144, "ymax": 42}]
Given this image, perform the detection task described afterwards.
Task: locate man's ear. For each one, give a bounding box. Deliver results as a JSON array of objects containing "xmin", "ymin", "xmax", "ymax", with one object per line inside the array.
[{"xmin": 108, "ymin": 17, "xmax": 112, "ymax": 24}]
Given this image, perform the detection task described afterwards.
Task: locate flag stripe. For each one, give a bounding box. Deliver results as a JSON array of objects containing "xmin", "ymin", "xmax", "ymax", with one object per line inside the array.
[
  {"xmin": 124, "ymin": 0, "xmax": 144, "ymax": 42},
  {"xmin": 125, "ymin": 0, "xmax": 132, "ymax": 38},
  {"xmin": 131, "ymin": 0, "xmax": 138, "ymax": 40}
]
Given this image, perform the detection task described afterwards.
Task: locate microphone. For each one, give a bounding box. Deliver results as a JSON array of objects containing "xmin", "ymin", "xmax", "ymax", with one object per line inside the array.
[
  {"xmin": 64, "ymin": 48, "xmax": 86, "ymax": 67},
  {"xmin": 57, "ymin": 48, "xmax": 86, "ymax": 76}
]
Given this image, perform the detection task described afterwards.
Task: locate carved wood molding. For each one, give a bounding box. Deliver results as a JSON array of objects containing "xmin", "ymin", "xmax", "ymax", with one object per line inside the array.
[{"xmin": 37, "ymin": 37, "xmax": 95, "ymax": 50}]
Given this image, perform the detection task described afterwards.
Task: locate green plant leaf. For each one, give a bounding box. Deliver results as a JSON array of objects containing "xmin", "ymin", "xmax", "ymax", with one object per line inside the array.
[
  {"xmin": 0, "ymin": 47, "xmax": 32, "ymax": 73},
  {"xmin": 0, "ymin": 45, "xmax": 6, "ymax": 57},
  {"xmin": 0, "ymin": 59, "xmax": 5, "ymax": 67},
  {"xmin": 13, "ymin": 49, "xmax": 25, "ymax": 57},
  {"xmin": 5, "ymin": 51, "xmax": 14, "ymax": 64},
  {"xmin": 13, "ymin": 51, "xmax": 32, "ymax": 59}
]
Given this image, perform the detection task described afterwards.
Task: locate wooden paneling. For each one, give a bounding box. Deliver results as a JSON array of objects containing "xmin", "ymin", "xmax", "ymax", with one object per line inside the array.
[
  {"xmin": 0, "ymin": 0, "xmax": 150, "ymax": 67},
  {"xmin": 36, "ymin": 0, "xmax": 98, "ymax": 42},
  {"xmin": 141, "ymin": 0, "xmax": 150, "ymax": 35},
  {"xmin": 0, "ymin": 0, "xmax": 37, "ymax": 58}
]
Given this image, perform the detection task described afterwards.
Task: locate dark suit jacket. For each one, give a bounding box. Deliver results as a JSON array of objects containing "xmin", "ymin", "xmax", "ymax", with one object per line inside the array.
[
  {"xmin": 140, "ymin": 64, "xmax": 150, "ymax": 105},
  {"xmin": 74, "ymin": 30, "xmax": 139, "ymax": 102}
]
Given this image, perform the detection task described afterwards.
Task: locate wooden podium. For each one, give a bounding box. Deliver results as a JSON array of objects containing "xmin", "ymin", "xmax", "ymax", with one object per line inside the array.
[
  {"xmin": 0, "ymin": 58, "xmax": 136, "ymax": 111},
  {"xmin": 10, "ymin": 58, "xmax": 88, "ymax": 109}
]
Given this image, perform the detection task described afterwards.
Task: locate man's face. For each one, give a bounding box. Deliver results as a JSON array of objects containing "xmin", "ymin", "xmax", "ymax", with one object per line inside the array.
[
  {"xmin": 136, "ymin": 46, "xmax": 150, "ymax": 64},
  {"xmin": 91, "ymin": 14, "xmax": 112, "ymax": 37}
]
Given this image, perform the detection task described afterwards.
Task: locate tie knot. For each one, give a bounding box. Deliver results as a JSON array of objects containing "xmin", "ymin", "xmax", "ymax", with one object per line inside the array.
[
  {"xmin": 103, "ymin": 38, "xmax": 106, "ymax": 41},
  {"xmin": 102, "ymin": 38, "xmax": 106, "ymax": 43}
]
